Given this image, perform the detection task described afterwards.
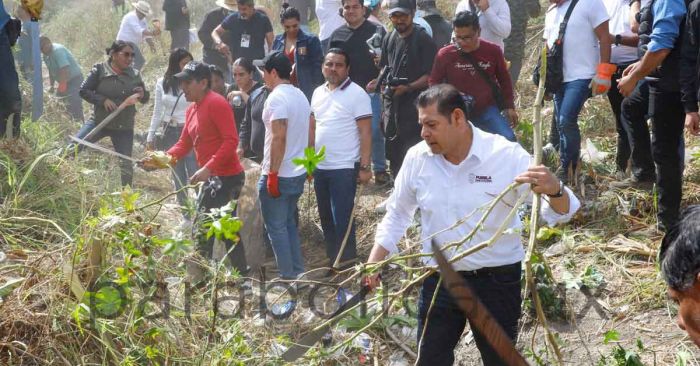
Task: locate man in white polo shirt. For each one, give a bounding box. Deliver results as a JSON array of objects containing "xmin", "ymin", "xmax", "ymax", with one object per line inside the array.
[
  {"xmin": 116, "ymin": 1, "xmax": 160, "ymax": 70},
  {"xmin": 364, "ymin": 84, "xmax": 580, "ymax": 365},
  {"xmin": 256, "ymin": 51, "xmax": 311, "ymax": 281},
  {"xmin": 310, "ymin": 48, "xmax": 372, "ymax": 271}
]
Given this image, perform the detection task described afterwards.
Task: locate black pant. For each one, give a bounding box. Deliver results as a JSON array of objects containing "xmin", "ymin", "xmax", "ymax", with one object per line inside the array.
[
  {"xmin": 607, "ymin": 63, "xmax": 633, "ymax": 172},
  {"xmin": 198, "ymin": 174, "xmax": 248, "ymax": 275},
  {"xmin": 88, "ymin": 128, "xmax": 135, "ymax": 186},
  {"xmin": 620, "ymin": 80, "xmax": 655, "ymax": 181},
  {"xmin": 417, "ymin": 263, "xmax": 522, "ymax": 366},
  {"xmin": 386, "ymin": 134, "xmax": 422, "ymax": 179},
  {"xmin": 649, "ymin": 84, "xmax": 685, "ymax": 230}
]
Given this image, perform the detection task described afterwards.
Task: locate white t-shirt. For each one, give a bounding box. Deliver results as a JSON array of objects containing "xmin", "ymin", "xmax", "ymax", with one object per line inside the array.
[
  {"xmin": 147, "ymin": 78, "xmax": 192, "ymax": 142},
  {"xmin": 455, "ymin": 0, "xmax": 511, "ymax": 50},
  {"xmin": 316, "ymin": 0, "xmax": 345, "ymax": 41},
  {"xmin": 604, "ymin": 0, "xmax": 638, "ymax": 64},
  {"xmin": 311, "ymin": 79, "xmax": 372, "ymax": 170},
  {"xmin": 117, "ymin": 11, "xmax": 148, "ymax": 45},
  {"xmin": 262, "ymin": 84, "xmax": 311, "ymax": 177},
  {"xmin": 544, "ymin": 0, "xmax": 609, "ymax": 82}
]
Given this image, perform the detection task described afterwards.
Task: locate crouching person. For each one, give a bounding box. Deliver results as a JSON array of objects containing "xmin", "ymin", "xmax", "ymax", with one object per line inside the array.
[
  {"xmin": 141, "ymin": 61, "xmax": 248, "ymax": 280},
  {"xmin": 364, "ymin": 84, "xmax": 581, "ymax": 365},
  {"xmin": 659, "ymin": 206, "xmax": 700, "ymax": 348}
]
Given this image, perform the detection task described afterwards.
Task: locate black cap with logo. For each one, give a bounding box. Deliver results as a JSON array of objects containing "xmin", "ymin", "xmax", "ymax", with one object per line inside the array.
[{"xmin": 174, "ymin": 61, "xmax": 212, "ymax": 81}]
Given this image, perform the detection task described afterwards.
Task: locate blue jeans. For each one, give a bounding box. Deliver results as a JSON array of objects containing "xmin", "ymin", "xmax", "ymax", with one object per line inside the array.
[
  {"xmin": 417, "ymin": 263, "xmax": 522, "ymax": 366},
  {"xmin": 370, "ymin": 93, "xmax": 387, "ymax": 172},
  {"xmin": 258, "ymin": 173, "xmax": 306, "ymax": 279},
  {"xmin": 553, "ymin": 79, "xmax": 591, "ymax": 172},
  {"xmin": 313, "ymin": 168, "xmax": 358, "ymax": 265},
  {"xmin": 471, "ymin": 105, "xmax": 516, "ymax": 142}
]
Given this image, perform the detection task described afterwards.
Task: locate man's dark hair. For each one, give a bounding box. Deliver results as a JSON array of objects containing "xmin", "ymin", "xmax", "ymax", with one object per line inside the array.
[
  {"xmin": 416, "ymin": 84, "xmax": 469, "ymax": 120},
  {"xmin": 341, "ymin": 0, "xmax": 365, "ymax": 8},
  {"xmin": 326, "ymin": 47, "xmax": 351, "ymax": 68},
  {"xmin": 238, "ymin": 0, "xmax": 255, "ymax": 6},
  {"xmin": 660, "ymin": 205, "xmax": 700, "ymax": 291},
  {"xmin": 453, "ymin": 11, "xmax": 480, "ymax": 30}
]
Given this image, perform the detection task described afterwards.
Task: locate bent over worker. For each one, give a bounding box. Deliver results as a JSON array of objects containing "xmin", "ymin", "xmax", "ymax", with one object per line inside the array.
[{"xmin": 365, "ymin": 84, "xmax": 580, "ymax": 366}]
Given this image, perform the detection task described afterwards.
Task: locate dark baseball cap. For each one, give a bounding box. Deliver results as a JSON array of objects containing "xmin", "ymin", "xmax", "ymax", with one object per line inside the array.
[
  {"xmin": 253, "ymin": 51, "xmax": 292, "ymax": 76},
  {"xmin": 174, "ymin": 61, "xmax": 212, "ymax": 81},
  {"xmin": 386, "ymin": 0, "xmax": 414, "ymax": 15}
]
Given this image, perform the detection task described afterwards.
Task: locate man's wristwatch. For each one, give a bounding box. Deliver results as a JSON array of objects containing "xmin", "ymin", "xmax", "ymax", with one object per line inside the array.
[
  {"xmin": 615, "ymin": 34, "xmax": 622, "ymax": 46},
  {"xmin": 360, "ymin": 163, "xmax": 371, "ymax": 172},
  {"xmin": 547, "ymin": 180, "xmax": 565, "ymax": 198}
]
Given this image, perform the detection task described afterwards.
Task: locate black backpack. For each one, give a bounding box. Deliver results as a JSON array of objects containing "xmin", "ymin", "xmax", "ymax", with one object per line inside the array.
[{"xmin": 532, "ymin": 0, "xmax": 579, "ymax": 94}]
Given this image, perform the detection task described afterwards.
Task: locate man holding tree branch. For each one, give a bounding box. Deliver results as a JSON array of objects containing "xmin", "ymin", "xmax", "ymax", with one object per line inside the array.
[{"xmin": 364, "ymin": 84, "xmax": 580, "ymax": 366}]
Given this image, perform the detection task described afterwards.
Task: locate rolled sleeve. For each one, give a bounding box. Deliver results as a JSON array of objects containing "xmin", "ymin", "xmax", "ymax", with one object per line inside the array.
[
  {"xmin": 647, "ymin": 0, "xmax": 686, "ymax": 52},
  {"xmin": 374, "ymin": 150, "xmax": 418, "ymax": 255}
]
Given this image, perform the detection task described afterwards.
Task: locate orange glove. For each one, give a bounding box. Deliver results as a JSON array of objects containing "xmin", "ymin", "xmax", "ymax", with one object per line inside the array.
[
  {"xmin": 267, "ymin": 171, "xmax": 281, "ymax": 198},
  {"xmin": 590, "ymin": 63, "xmax": 617, "ymax": 96},
  {"xmin": 57, "ymin": 81, "xmax": 68, "ymax": 94}
]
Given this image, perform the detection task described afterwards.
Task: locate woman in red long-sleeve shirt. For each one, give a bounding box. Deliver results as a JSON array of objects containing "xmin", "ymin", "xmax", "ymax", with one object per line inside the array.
[{"xmin": 143, "ymin": 61, "xmax": 248, "ymax": 278}]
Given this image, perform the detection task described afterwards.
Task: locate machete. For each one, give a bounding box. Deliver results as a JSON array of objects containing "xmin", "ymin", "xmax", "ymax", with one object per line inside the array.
[
  {"xmin": 281, "ymin": 285, "xmax": 370, "ymax": 362},
  {"xmin": 431, "ymin": 241, "xmax": 529, "ymax": 366},
  {"xmin": 69, "ymin": 135, "xmax": 139, "ymax": 162}
]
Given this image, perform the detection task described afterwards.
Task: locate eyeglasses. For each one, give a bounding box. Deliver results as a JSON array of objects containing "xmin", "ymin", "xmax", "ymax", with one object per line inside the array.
[{"xmin": 120, "ymin": 51, "xmax": 135, "ymax": 58}]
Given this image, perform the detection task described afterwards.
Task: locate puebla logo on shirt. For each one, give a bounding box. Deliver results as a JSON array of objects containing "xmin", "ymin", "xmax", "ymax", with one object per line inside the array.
[{"xmin": 468, "ymin": 173, "xmax": 493, "ymax": 184}]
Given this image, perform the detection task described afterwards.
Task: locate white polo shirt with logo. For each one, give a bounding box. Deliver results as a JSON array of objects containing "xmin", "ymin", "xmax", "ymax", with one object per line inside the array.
[
  {"xmin": 375, "ymin": 125, "xmax": 581, "ymax": 271},
  {"xmin": 310, "ymin": 78, "xmax": 372, "ymax": 170}
]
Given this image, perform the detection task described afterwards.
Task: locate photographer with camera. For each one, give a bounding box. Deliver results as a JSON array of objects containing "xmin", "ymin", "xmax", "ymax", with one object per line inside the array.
[
  {"xmin": 367, "ymin": 0, "xmax": 437, "ymax": 179},
  {"xmin": 328, "ymin": 0, "xmax": 389, "ymax": 184},
  {"xmin": 430, "ymin": 11, "xmax": 518, "ymax": 142}
]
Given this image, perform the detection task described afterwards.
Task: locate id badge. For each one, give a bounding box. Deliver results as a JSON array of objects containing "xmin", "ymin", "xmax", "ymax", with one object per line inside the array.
[
  {"xmin": 241, "ymin": 33, "xmax": 251, "ymax": 48},
  {"xmin": 298, "ymin": 46, "xmax": 307, "ymax": 56}
]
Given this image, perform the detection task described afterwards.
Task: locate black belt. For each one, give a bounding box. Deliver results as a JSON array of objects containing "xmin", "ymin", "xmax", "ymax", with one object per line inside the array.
[{"xmin": 430, "ymin": 262, "xmax": 522, "ymax": 278}]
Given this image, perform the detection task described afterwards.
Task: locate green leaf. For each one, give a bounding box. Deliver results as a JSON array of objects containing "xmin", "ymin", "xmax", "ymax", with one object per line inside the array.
[
  {"xmin": 93, "ymin": 286, "xmax": 124, "ymax": 317},
  {"xmin": 675, "ymin": 350, "xmax": 691, "ymax": 366},
  {"xmin": 0, "ymin": 277, "xmax": 24, "ymax": 298},
  {"xmin": 536, "ymin": 226, "xmax": 562, "ymax": 241},
  {"xmin": 603, "ymin": 329, "xmax": 620, "ymax": 345}
]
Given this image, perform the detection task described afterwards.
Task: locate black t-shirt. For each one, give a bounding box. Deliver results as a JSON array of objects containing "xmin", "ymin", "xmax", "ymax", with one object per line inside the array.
[
  {"xmin": 221, "ymin": 11, "xmax": 273, "ymax": 61},
  {"xmin": 199, "ymin": 8, "xmax": 231, "ymax": 71},
  {"xmin": 380, "ymin": 26, "xmax": 437, "ymax": 140},
  {"xmin": 162, "ymin": 0, "xmax": 189, "ymax": 31},
  {"xmin": 328, "ymin": 20, "xmax": 384, "ymax": 90},
  {"xmin": 241, "ymin": 85, "xmax": 269, "ymax": 162},
  {"xmin": 423, "ymin": 14, "xmax": 452, "ymax": 49}
]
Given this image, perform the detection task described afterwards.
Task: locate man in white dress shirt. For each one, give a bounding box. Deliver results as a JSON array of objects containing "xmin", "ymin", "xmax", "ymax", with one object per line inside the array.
[{"xmin": 365, "ymin": 84, "xmax": 580, "ymax": 365}]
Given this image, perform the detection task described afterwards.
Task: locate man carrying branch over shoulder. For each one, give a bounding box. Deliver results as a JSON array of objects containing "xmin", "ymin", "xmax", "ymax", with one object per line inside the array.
[{"xmin": 364, "ymin": 84, "xmax": 581, "ymax": 366}]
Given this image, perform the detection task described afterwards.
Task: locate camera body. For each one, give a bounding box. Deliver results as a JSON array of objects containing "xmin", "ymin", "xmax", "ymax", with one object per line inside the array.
[{"xmin": 387, "ymin": 77, "xmax": 409, "ymax": 87}]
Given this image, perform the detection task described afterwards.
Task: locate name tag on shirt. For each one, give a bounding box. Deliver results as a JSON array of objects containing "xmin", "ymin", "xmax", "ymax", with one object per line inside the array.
[{"xmin": 241, "ymin": 33, "xmax": 251, "ymax": 48}]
